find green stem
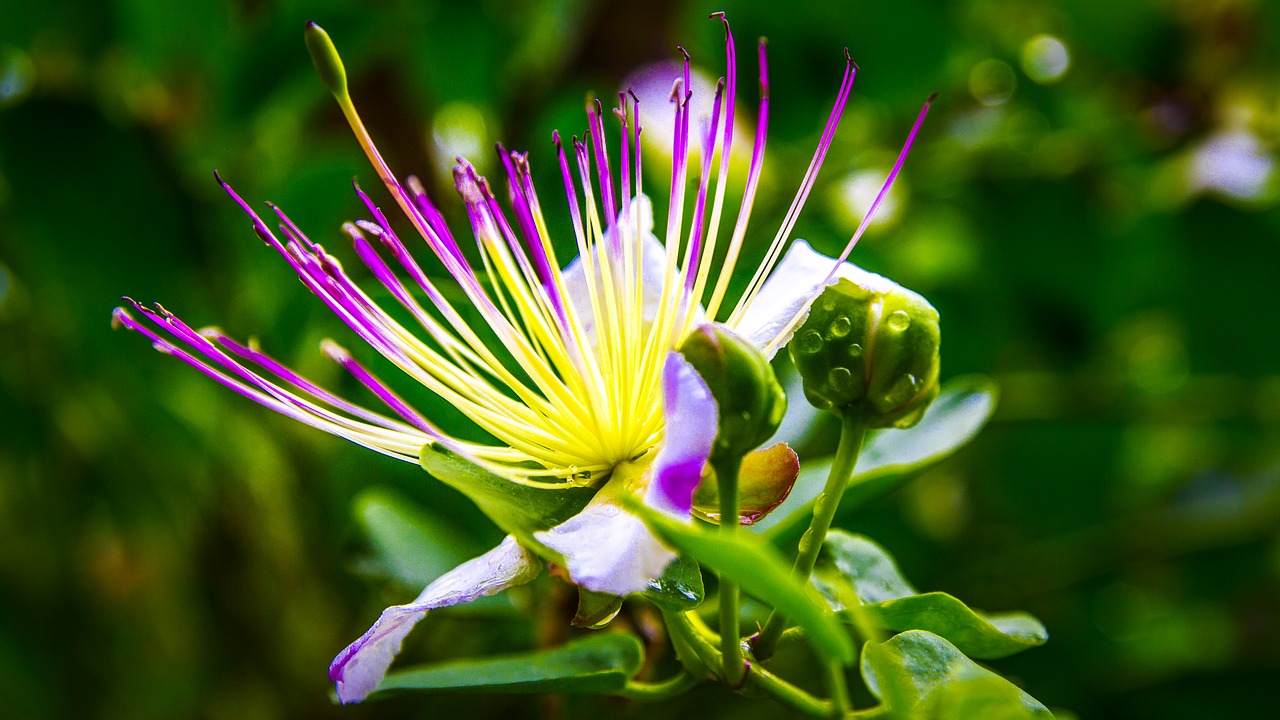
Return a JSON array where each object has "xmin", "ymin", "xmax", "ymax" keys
[
  {"xmin": 746, "ymin": 662, "xmax": 835, "ymax": 717},
  {"xmin": 714, "ymin": 457, "xmax": 745, "ymax": 687},
  {"xmin": 826, "ymin": 659, "xmax": 852, "ymax": 714},
  {"xmin": 663, "ymin": 610, "xmax": 723, "ymax": 678},
  {"xmin": 616, "ymin": 671, "xmax": 700, "ymax": 701},
  {"xmin": 754, "ymin": 413, "xmax": 867, "ymax": 660}
]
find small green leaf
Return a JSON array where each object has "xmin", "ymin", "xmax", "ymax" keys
[
  {"xmin": 861, "ymin": 630, "xmax": 1052, "ymax": 718},
  {"xmin": 644, "ymin": 554, "xmax": 705, "ymax": 611},
  {"xmin": 814, "ymin": 532, "xmax": 1047, "ymax": 659},
  {"xmin": 868, "ymin": 594, "xmax": 1048, "ymax": 660},
  {"xmin": 372, "ymin": 633, "xmax": 644, "ymax": 696},
  {"xmin": 630, "ymin": 503, "xmax": 854, "ymax": 664},
  {"xmin": 756, "ymin": 376, "xmax": 998, "ymax": 536},
  {"xmin": 353, "ymin": 488, "xmax": 484, "ymax": 589},
  {"xmin": 419, "ymin": 443, "xmax": 595, "ymax": 556}
]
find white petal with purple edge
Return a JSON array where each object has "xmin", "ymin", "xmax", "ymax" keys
[
  {"xmin": 733, "ymin": 239, "xmax": 898, "ymax": 357},
  {"xmin": 645, "ymin": 352, "xmax": 719, "ymax": 517},
  {"xmin": 535, "ymin": 352, "xmax": 719, "ymax": 596},
  {"xmin": 329, "ymin": 535, "xmax": 541, "ymax": 704}
]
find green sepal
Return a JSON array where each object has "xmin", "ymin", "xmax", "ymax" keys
[
  {"xmin": 643, "ymin": 554, "xmax": 705, "ymax": 611},
  {"xmin": 418, "ymin": 443, "xmax": 594, "ymax": 562},
  {"xmin": 861, "ymin": 630, "xmax": 1053, "ymax": 719},
  {"xmin": 370, "ymin": 633, "xmax": 644, "ymax": 697},
  {"xmin": 813, "ymin": 532, "xmax": 1047, "ymax": 660},
  {"xmin": 573, "ymin": 589, "xmax": 624, "ymax": 629},
  {"xmin": 627, "ymin": 499, "xmax": 854, "ymax": 665},
  {"xmin": 756, "ymin": 376, "xmax": 998, "ymax": 537},
  {"xmin": 692, "ymin": 442, "xmax": 800, "ymax": 525}
]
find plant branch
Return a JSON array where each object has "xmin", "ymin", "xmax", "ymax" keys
[{"xmin": 754, "ymin": 413, "xmax": 867, "ymax": 660}]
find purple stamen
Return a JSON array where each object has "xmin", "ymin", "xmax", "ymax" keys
[
  {"xmin": 554, "ymin": 130, "xmax": 588, "ymax": 249},
  {"xmin": 682, "ymin": 77, "xmax": 726, "ymax": 292},
  {"xmin": 322, "ymin": 339, "xmax": 438, "ymax": 435},
  {"xmin": 614, "ymin": 93, "xmax": 631, "ymax": 211},
  {"xmin": 826, "ymin": 93, "xmax": 936, "ymax": 277},
  {"xmin": 587, "ymin": 98, "xmax": 617, "ymax": 228},
  {"xmin": 771, "ymin": 50, "xmax": 856, "ymax": 260}
]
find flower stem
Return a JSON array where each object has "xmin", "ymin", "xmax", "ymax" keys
[
  {"xmin": 714, "ymin": 456, "xmax": 746, "ymax": 686},
  {"xmin": 754, "ymin": 413, "xmax": 867, "ymax": 660}
]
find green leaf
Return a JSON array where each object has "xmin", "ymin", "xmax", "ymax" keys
[
  {"xmin": 419, "ymin": 443, "xmax": 595, "ymax": 556},
  {"xmin": 755, "ymin": 376, "xmax": 998, "ymax": 536},
  {"xmin": 868, "ymin": 594, "xmax": 1048, "ymax": 660},
  {"xmin": 353, "ymin": 488, "xmax": 484, "ymax": 589},
  {"xmin": 372, "ymin": 633, "xmax": 644, "ymax": 697},
  {"xmin": 644, "ymin": 554, "xmax": 705, "ymax": 611},
  {"xmin": 629, "ymin": 503, "xmax": 854, "ymax": 664},
  {"xmin": 813, "ymin": 531, "xmax": 918, "ymax": 605},
  {"xmin": 861, "ymin": 630, "xmax": 1053, "ymax": 719},
  {"xmin": 814, "ymin": 532, "xmax": 1047, "ymax": 660}
]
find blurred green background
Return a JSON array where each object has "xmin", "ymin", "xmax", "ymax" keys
[{"xmin": 3, "ymin": 0, "xmax": 1279, "ymax": 717}]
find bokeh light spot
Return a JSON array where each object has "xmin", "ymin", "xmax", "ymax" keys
[{"xmin": 1021, "ymin": 35, "xmax": 1071, "ymax": 84}]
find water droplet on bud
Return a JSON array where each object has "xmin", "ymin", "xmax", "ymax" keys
[
  {"xmin": 830, "ymin": 315, "xmax": 852, "ymax": 338},
  {"xmin": 827, "ymin": 367, "xmax": 855, "ymax": 393},
  {"xmin": 798, "ymin": 330, "xmax": 824, "ymax": 354},
  {"xmin": 886, "ymin": 310, "xmax": 911, "ymax": 332}
]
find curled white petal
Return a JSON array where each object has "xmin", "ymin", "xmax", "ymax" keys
[
  {"xmin": 329, "ymin": 535, "xmax": 541, "ymax": 704},
  {"xmin": 732, "ymin": 239, "xmax": 898, "ymax": 356}
]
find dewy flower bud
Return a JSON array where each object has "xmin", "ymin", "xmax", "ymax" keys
[
  {"xmin": 678, "ymin": 324, "xmax": 787, "ymax": 461},
  {"xmin": 789, "ymin": 274, "xmax": 940, "ymax": 428}
]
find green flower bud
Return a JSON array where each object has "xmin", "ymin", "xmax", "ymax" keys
[
  {"xmin": 679, "ymin": 324, "xmax": 787, "ymax": 461},
  {"xmin": 788, "ymin": 275, "xmax": 940, "ymax": 428}
]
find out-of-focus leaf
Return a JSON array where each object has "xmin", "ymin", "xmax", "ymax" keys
[
  {"xmin": 756, "ymin": 376, "xmax": 998, "ymax": 537},
  {"xmin": 631, "ymin": 502, "xmax": 854, "ymax": 664},
  {"xmin": 372, "ymin": 633, "xmax": 644, "ymax": 696},
  {"xmin": 644, "ymin": 554, "xmax": 705, "ymax": 610},
  {"xmin": 693, "ymin": 442, "xmax": 800, "ymax": 525},
  {"xmin": 419, "ymin": 443, "xmax": 595, "ymax": 558},
  {"xmin": 815, "ymin": 532, "xmax": 1047, "ymax": 659},
  {"xmin": 353, "ymin": 488, "xmax": 484, "ymax": 589},
  {"xmin": 861, "ymin": 630, "xmax": 1053, "ymax": 719}
]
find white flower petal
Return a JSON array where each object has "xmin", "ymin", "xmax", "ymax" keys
[
  {"xmin": 535, "ymin": 491, "xmax": 675, "ymax": 597},
  {"xmin": 329, "ymin": 535, "xmax": 541, "ymax": 704},
  {"xmin": 732, "ymin": 239, "xmax": 898, "ymax": 357}
]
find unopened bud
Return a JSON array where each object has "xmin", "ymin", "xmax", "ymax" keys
[
  {"xmin": 789, "ymin": 274, "xmax": 940, "ymax": 428},
  {"xmin": 679, "ymin": 324, "xmax": 787, "ymax": 461}
]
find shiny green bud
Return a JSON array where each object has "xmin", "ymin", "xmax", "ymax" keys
[
  {"xmin": 679, "ymin": 324, "xmax": 787, "ymax": 461},
  {"xmin": 788, "ymin": 274, "xmax": 940, "ymax": 428}
]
